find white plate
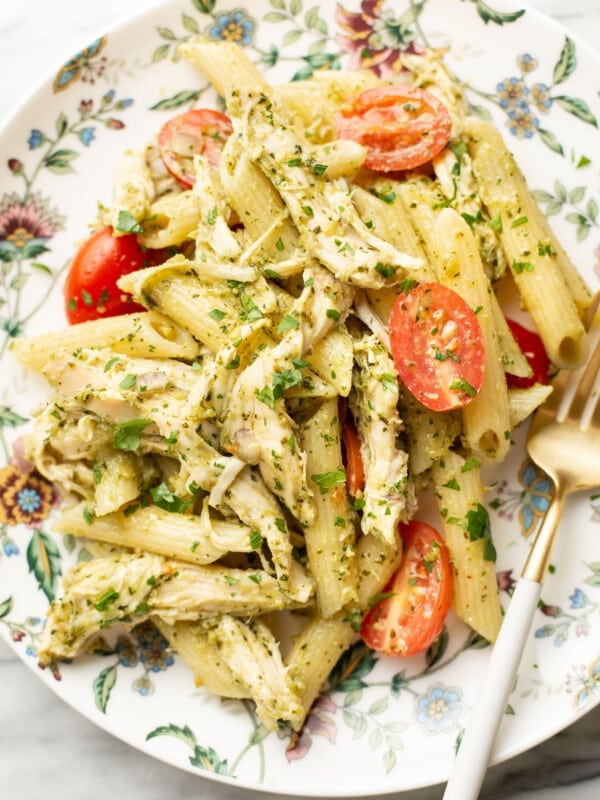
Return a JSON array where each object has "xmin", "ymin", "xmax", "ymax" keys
[{"xmin": 1, "ymin": 0, "xmax": 599, "ymax": 795}]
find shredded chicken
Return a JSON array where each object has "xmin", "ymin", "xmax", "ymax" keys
[
  {"xmin": 350, "ymin": 335, "xmax": 416, "ymax": 544},
  {"xmin": 38, "ymin": 552, "xmax": 310, "ymax": 665},
  {"xmin": 238, "ymin": 93, "xmax": 424, "ymax": 288}
]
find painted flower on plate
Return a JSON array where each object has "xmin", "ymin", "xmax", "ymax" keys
[
  {"xmin": 531, "ymin": 82, "xmax": 553, "ymax": 112},
  {"xmin": 53, "ymin": 38, "xmax": 108, "ymax": 93},
  {"xmin": 0, "ymin": 464, "xmax": 57, "ymax": 527},
  {"xmin": 336, "ymin": 0, "xmax": 422, "ymax": 77},
  {"xmin": 115, "ymin": 635, "xmax": 140, "ymax": 668},
  {"xmin": 0, "ymin": 192, "xmax": 65, "ymax": 259},
  {"xmin": 507, "ymin": 100, "xmax": 540, "ymax": 139},
  {"xmin": 207, "ymin": 10, "xmax": 255, "ymax": 45},
  {"xmin": 135, "ymin": 622, "xmax": 175, "ymax": 673},
  {"xmin": 566, "ymin": 657, "xmax": 600, "ymax": 712},
  {"xmin": 286, "ymin": 694, "xmax": 337, "ymax": 761},
  {"xmin": 517, "ymin": 53, "xmax": 537, "ymax": 73},
  {"xmin": 415, "ymin": 684, "xmax": 462, "ymax": 734},
  {"xmin": 496, "ymin": 76, "xmax": 529, "ymax": 110}
]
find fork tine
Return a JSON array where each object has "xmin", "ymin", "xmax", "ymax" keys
[{"xmin": 564, "ymin": 330, "xmax": 600, "ymax": 428}]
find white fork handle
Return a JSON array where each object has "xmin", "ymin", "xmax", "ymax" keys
[{"xmin": 442, "ymin": 576, "xmax": 542, "ymax": 800}]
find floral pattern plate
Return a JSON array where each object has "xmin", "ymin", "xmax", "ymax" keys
[{"xmin": 1, "ymin": 0, "xmax": 600, "ymax": 795}]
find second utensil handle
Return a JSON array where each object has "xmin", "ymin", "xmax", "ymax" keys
[{"xmin": 442, "ymin": 576, "xmax": 542, "ymax": 800}]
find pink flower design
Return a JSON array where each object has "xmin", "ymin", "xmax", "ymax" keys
[
  {"xmin": 335, "ymin": 0, "xmax": 423, "ymax": 77},
  {"xmin": 0, "ymin": 191, "xmax": 65, "ymax": 249},
  {"xmin": 286, "ymin": 694, "xmax": 338, "ymax": 761},
  {"xmin": 496, "ymin": 569, "xmax": 516, "ymax": 595}
]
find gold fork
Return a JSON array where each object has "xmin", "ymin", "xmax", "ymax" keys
[{"xmin": 443, "ymin": 300, "xmax": 600, "ymax": 800}]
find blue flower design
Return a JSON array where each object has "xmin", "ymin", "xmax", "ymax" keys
[
  {"xmin": 114, "ymin": 635, "xmax": 139, "ymax": 668},
  {"xmin": 132, "ymin": 674, "xmax": 154, "ymax": 696},
  {"xmin": 207, "ymin": 10, "xmax": 255, "ymax": 46},
  {"xmin": 507, "ymin": 100, "xmax": 540, "ymax": 139},
  {"xmin": 16, "ymin": 487, "xmax": 41, "ymax": 514},
  {"xmin": 518, "ymin": 53, "xmax": 537, "ymax": 73},
  {"xmin": 567, "ymin": 657, "xmax": 600, "ymax": 712},
  {"xmin": 134, "ymin": 622, "xmax": 174, "ymax": 672},
  {"xmin": 497, "ymin": 76, "xmax": 529, "ymax": 110},
  {"xmin": 2, "ymin": 540, "xmax": 19, "ymax": 556},
  {"xmin": 140, "ymin": 635, "xmax": 175, "ymax": 672},
  {"xmin": 415, "ymin": 684, "xmax": 462, "ymax": 734},
  {"xmin": 532, "ymin": 82, "xmax": 553, "ymax": 112},
  {"xmin": 27, "ymin": 129, "xmax": 44, "ymax": 150},
  {"xmin": 569, "ymin": 588, "xmax": 588, "ymax": 609},
  {"xmin": 78, "ymin": 127, "xmax": 96, "ymax": 146},
  {"xmin": 553, "ymin": 629, "xmax": 568, "ymax": 647},
  {"xmin": 518, "ymin": 459, "xmax": 553, "ymax": 535}
]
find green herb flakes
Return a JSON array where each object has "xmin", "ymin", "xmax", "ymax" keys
[
  {"xmin": 113, "ymin": 418, "xmax": 152, "ymax": 451},
  {"xmin": 311, "ymin": 469, "xmax": 346, "ymax": 494},
  {"xmin": 466, "ymin": 503, "xmax": 497, "ymax": 562},
  {"xmin": 116, "ymin": 209, "xmax": 143, "ymax": 234}
]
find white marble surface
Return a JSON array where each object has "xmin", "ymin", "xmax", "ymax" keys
[{"xmin": 1, "ymin": 1, "xmax": 600, "ymax": 799}]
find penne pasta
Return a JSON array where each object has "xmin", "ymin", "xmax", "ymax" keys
[
  {"xmin": 20, "ymin": 38, "xmax": 592, "ymax": 736},
  {"xmin": 302, "ymin": 399, "xmax": 358, "ymax": 618},
  {"xmin": 434, "ymin": 208, "xmax": 512, "ymax": 461},
  {"xmin": 465, "ymin": 116, "xmax": 591, "ymax": 368},
  {"xmin": 431, "ymin": 452, "xmax": 503, "ymax": 643},
  {"xmin": 10, "ymin": 310, "xmax": 203, "ymax": 370}
]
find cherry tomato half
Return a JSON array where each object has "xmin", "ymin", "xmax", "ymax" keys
[
  {"xmin": 64, "ymin": 227, "xmax": 159, "ymax": 324},
  {"xmin": 334, "ymin": 85, "xmax": 452, "ymax": 173},
  {"xmin": 389, "ymin": 281, "xmax": 486, "ymax": 412},
  {"xmin": 361, "ymin": 520, "xmax": 453, "ymax": 657},
  {"xmin": 505, "ymin": 317, "xmax": 551, "ymax": 389},
  {"xmin": 158, "ymin": 109, "xmax": 233, "ymax": 188},
  {"xmin": 342, "ymin": 419, "xmax": 365, "ymax": 497}
]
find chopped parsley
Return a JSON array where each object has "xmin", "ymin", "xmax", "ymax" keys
[
  {"xmin": 380, "ymin": 373, "xmax": 398, "ymax": 393},
  {"xmin": 150, "ymin": 482, "xmax": 193, "ymax": 513},
  {"xmin": 512, "ymin": 260, "xmax": 535, "ymax": 274},
  {"xmin": 112, "ymin": 418, "xmax": 152, "ymax": 451},
  {"xmin": 488, "ymin": 213, "xmax": 503, "ymax": 233},
  {"xmin": 449, "ymin": 378, "xmax": 477, "ymax": 398},
  {"xmin": 510, "ymin": 215, "xmax": 528, "ymax": 228},
  {"xmin": 249, "ymin": 530, "xmax": 264, "ymax": 550},
  {"xmin": 375, "ymin": 262, "xmax": 395, "ymax": 279},
  {"xmin": 104, "ymin": 356, "xmax": 120, "ymax": 372},
  {"xmin": 373, "ymin": 188, "xmax": 396, "ymax": 204},
  {"xmin": 116, "ymin": 209, "xmax": 143, "ymax": 234},
  {"xmin": 466, "ymin": 503, "xmax": 496, "ymax": 562},
  {"xmin": 442, "ymin": 478, "xmax": 461, "ymax": 491},
  {"xmin": 277, "ymin": 314, "xmax": 300, "ymax": 334},
  {"xmin": 461, "ymin": 210, "xmax": 485, "ymax": 229},
  {"xmin": 275, "ymin": 517, "xmax": 287, "ymax": 533},
  {"xmin": 119, "ymin": 373, "xmax": 137, "ymax": 390},
  {"xmin": 94, "ymin": 588, "xmax": 120, "ymax": 612},
  {"xmin": 311, "ymin": 469, "xmax": 346, "ymax": 494}
]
